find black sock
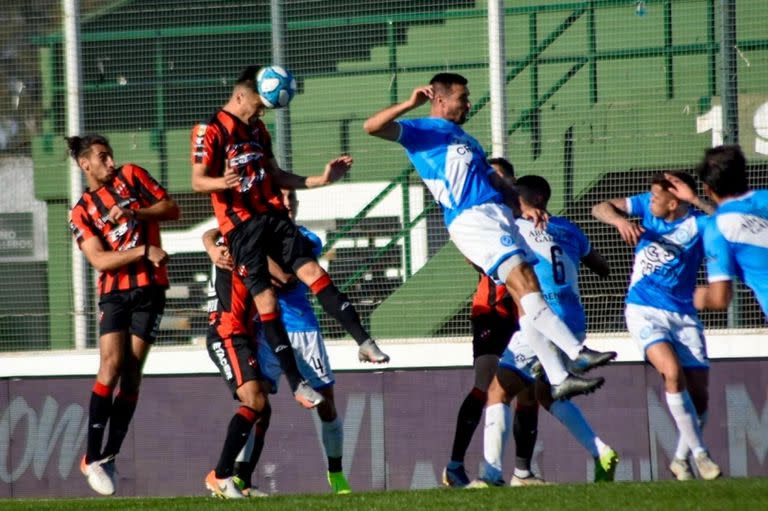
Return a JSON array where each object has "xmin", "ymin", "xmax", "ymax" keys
[
  {"xmin": 102, "ymin": 391, "xmax": 138, "ymax": 458},
  {"xmin": 86, "ymin": 382, "xmax": 114, "ymax": 463},
  {"xmin": 450, "ymin": 388, "xmax": 486, "ymax": 463},
  {"xmin": 328, "ymin": 457, "xmax": 343, "ymax": 473},
  {"xmin": 215, "ymin": 407, "xmax": 257, "ymax": 479},
  {"xmin": 513, "ymin": 404, "xmax": 539, "ymax": 471},
  {"xmin": 261, "ymin": 316, "xmax": 302, "ymax": 391},
  {"xmin": 313, "ymin": 281, "xmax": 369, "ymax": 346},
  {"xmin": 235, "ymin": 403, "xmax": 271, "ymax": 487}
]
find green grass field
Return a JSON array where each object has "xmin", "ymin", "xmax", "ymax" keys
[{"xmin": 2, "ymin": 479, "xmax": 767, "ymax": 511}]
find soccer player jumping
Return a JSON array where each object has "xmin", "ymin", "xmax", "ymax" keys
[
  {"xmin": 192, "ymin": 66, "xmax": 389, "ymax": 409},
  {"xmin": 68, "ymin": 134, "xmax": 180, "ymax": 495},
  {"xmin": 364, "ymin": 73, "xmax": 615, "ymax": 399}
]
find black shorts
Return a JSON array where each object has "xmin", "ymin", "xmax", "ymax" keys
[
  {"xmin": 471, "ymin": 313, "xmax": 519, "ymax": 359},
  {"xmin": 227, "ymin": 213, "xmax": 316, "ymax": 297},
  {"xmin": 206, "ymin": 329, "xmax": 263, "ymax": 398},
  {"xmin": 98, "ymin": 286, "xmax": 166, "ymax": 343}
]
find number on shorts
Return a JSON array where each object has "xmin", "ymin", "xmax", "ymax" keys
[{"xmin": 311, "ymin": 356, "xmax": 324, "ymax": 374}]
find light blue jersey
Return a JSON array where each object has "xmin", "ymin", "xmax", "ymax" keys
[
  {"xmin": 704, "ymin": 189, "xmax": 768, "ymax": 318},
  {"xmin": 397, "ymin": 118, "xmax": 502, "ymax": 227},
  {"xmin": 278, "ymin": 226, "xmax": 321, "ymax": 332},
  {"xmin": 625, "ymin": 192, "xmax": 708, "ymax": 315},
  {"xmin": 515, "ymin": 216, "xmax": 591, "ymax": 336}
]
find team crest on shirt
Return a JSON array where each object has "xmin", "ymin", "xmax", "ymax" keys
[
  {"xmin": 236, "ymin": 265, "xmax": 248, "ymax": 278},
  {"xmin": 115, "ymin": 182, "xmax": 130, "ymax": 198},
  {"xmin": 500, "ymin": 234, "xmax": 514, "ymax": 247}
]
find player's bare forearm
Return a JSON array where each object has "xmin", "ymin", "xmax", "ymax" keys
[
  {"xmin": 692, "ymin": 197, "xmax": 716, "ymax": 215},
  {"xmin": 191, "ymin": 163, "xmax": 238, "ymax": 193},
  {"xmin": 363, "ymin": 103, "xmax": 411, "ymax": 139},
  {"xmin": 270, "ymin": 156, "xmax": 352, "ymax": 189},
  {"xmin": 81, "ymin": 238, "xmax": 146, "ymax": 272},
  {"xmin": 694, "ymin": 282, "xmax": 732, "ymax": 310},
  {"xmin": 591, "ymin": 200, "xmax": 627, "ymax": 226},
  {"xmin": 135, "ymin": 199, "xmax": 180, "ymax": 222},
  {"xmin": 201, "ymin": 228, "xmax": 220, "ymax": 252},
  {"xmin": 364, "ymin": 86, "xmax": 431, "ymax": 140}
]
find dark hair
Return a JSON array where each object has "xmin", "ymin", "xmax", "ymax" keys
[
  {"xmin": 488, "ymin": 157, "xmax": 515, "ymax": 179},
  {"xmin": 429, "ymin": 72, "xmax": 468, "ymax": 95},
  {"xmin": 696, "ymin": 145, "xmax": 748, "ymax": 197},
  {"xmin": 235, "ymin": 65, "xmax": 262, "ymax": 91},
  {"xmin": 651, "ymin": 171, "xmax": 698, "ymax": 198},
  {"xmin": 515, "ymin": 175, "xmax": 551, "ymax": 210},
  {"xmin": 65, "ymin": 134, "xmax": 111, "ymax": 160}
]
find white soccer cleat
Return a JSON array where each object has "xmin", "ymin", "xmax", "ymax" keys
[
  {"xmin": 358, "ymin": 339, "xmax": 390, "ymax": 364},
  {"xmin": 669, "ymin": 457, "xmax": 695, "ymax": 481},
  {"xmin": 80, "ymin": 454, "xmax": 117, "ymax": 496},
  {"xmin": 510, "ymin": 473, "xmax": 549, "ymax": 486},
  {"xmin": 694, "ymin": 452, "xmax": 721, "ymax": 480},
  {"xmin": 205, "ymin": 470, "xmax": 246, "ymax": 499}
]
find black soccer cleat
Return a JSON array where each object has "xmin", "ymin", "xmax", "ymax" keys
[
  {"xmin": 550, "ymin": 374, "xmax": 605, "ymax": 401},
  {"xmin": 570, "ymin": 347, "xmax": 617, "ymax": 374}
]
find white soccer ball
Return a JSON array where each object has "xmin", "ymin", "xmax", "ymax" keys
[{"xmin": 256, "ymin": 65, "xmax": 298, "ymax": 109}]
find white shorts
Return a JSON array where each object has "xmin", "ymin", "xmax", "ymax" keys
[
  {"xmin": 625, "ymin": 303, "xmax": 709, "ymax": 369},
  {"xmin": 448, "ymin": 203, "xmax": 536, "ymax": 284},
  {"xmin": 257, "ymin": 329, "xmax": 335, "ymax": 392},
  {"xmin": 498, "ymin": 331, "xmax": 539, "ymax": 383}
]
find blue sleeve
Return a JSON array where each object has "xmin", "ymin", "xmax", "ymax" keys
[
  {"xmin": 574, "ymin": 224, "xmax": 591, "ymax": 257},
  {"xmin": 397, "ymin": 119, "xmax": 435, "ymax": 152},
  {"xmin": 299, "ymin": 226, "xmax": 323, "ymax": 258},
  {"xmin": 703, "ymin": 218, "xmax": 736, "ymax": 282},
  {"xmin": 626, "ymin": 193, "xmax": 650, "ymax": 218}
]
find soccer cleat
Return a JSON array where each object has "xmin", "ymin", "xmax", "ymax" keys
[
  {"xmin": 510, "ymin": 474, "xmax": 549, "ymax": 486},
  {"xmin": 232, "ymin": 476, "xmax": 269, "ymax": 497},
  {"xmin": 293, "ymin": 381, "xmax": 325, "ymax": 409},
  {"xmin": 550, "ymin": 374, "xmax": 605, "ymax": 400},
  {"xmin": 570, "ymin": 347, "xmax": 617, "ymax": 374},
  {"xmin": 80, "ymin": 454, "xmax": 117, "ymax": 496},
  {"xmin": 442, "ymin": 464, "xmax": 471, "ymax": 488},
  {"xmin": 694, "ymin": 451, "xmax": 721, "ymax": 480},
  {"xmin": 466, "ymin": 477, "xmax": 505, "ymax": 489},
  {"xmin": 205, "ymin": 470, "xmax": 246, "ymax": 499},
  {"xmin": 358, "ymin": 339, "xmax": 390, "ymax": 364},
  {"xmin": 594, "ymin": 447, "xmax": 619, "ymax": 483},
  {"xmin": 669, "ymin": 457, "xmax": 695, "ymax": 481},
  {"xmin": 327, "ymin": 471, "xmax": 352, "ymax": 494}
]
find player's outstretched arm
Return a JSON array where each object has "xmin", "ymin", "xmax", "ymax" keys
[
  {"xmin": 267, "ymin": 155, "xmax": 353, "ymax": 189},
  {"xmin": 592, "ymin": 198, "xmax": 644, "ymax": 246},
  {"xmin": 363, "ymin": 85, "xmax": 433, "ymax": 140}
]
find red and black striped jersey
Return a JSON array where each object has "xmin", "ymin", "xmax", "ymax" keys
[
  {"xmin": 471, "ymin": 274, "xmax": 518, "ymax": 320},
  {"xmin": 69, "ymin": 164, "xmax": 170, "ymax": 295},
  {"xmin": 209, "ymin": 264, "xmax": 255, "ymax": 338},
  {"xmin": 191, "ymin": 110, "xmax": 286, "ymax": 235}
]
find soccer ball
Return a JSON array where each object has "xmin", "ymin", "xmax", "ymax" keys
[{"xmin": 256, "ymin": 65, "xmax": 297, "ymax": 108}]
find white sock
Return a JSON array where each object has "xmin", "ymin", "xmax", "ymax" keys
[
  {"xmin": 481, "ymin": 403, "xmax": 511, "ymax": 481},
  {"xmin": 519, "ymin": 315, "xmax": 568, "ymax": 385},
  {"xmin": 513, "ymin": 468, "xmax": 531, "ymax": 478},
  {"xmin": 321, "ymin": 416, "xmax": 344, "ymax": 459},
  {"xmin": 236, "ymin": 431, "xmax": 255, "ymax": 463},
  {"xmin": 674, "ymin": 410, "xmax": 707, "ymax": 460},
  {"xmin": 666, "ymin": 391, "xmax": 705, "ymax": 457},
  {"xmin": 549, "ymin": 400, "xmax": 600, "ymax": 457},
  {"xmin": 519, "ymin": 293, "xmax": 581, "ymax": 360}
]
